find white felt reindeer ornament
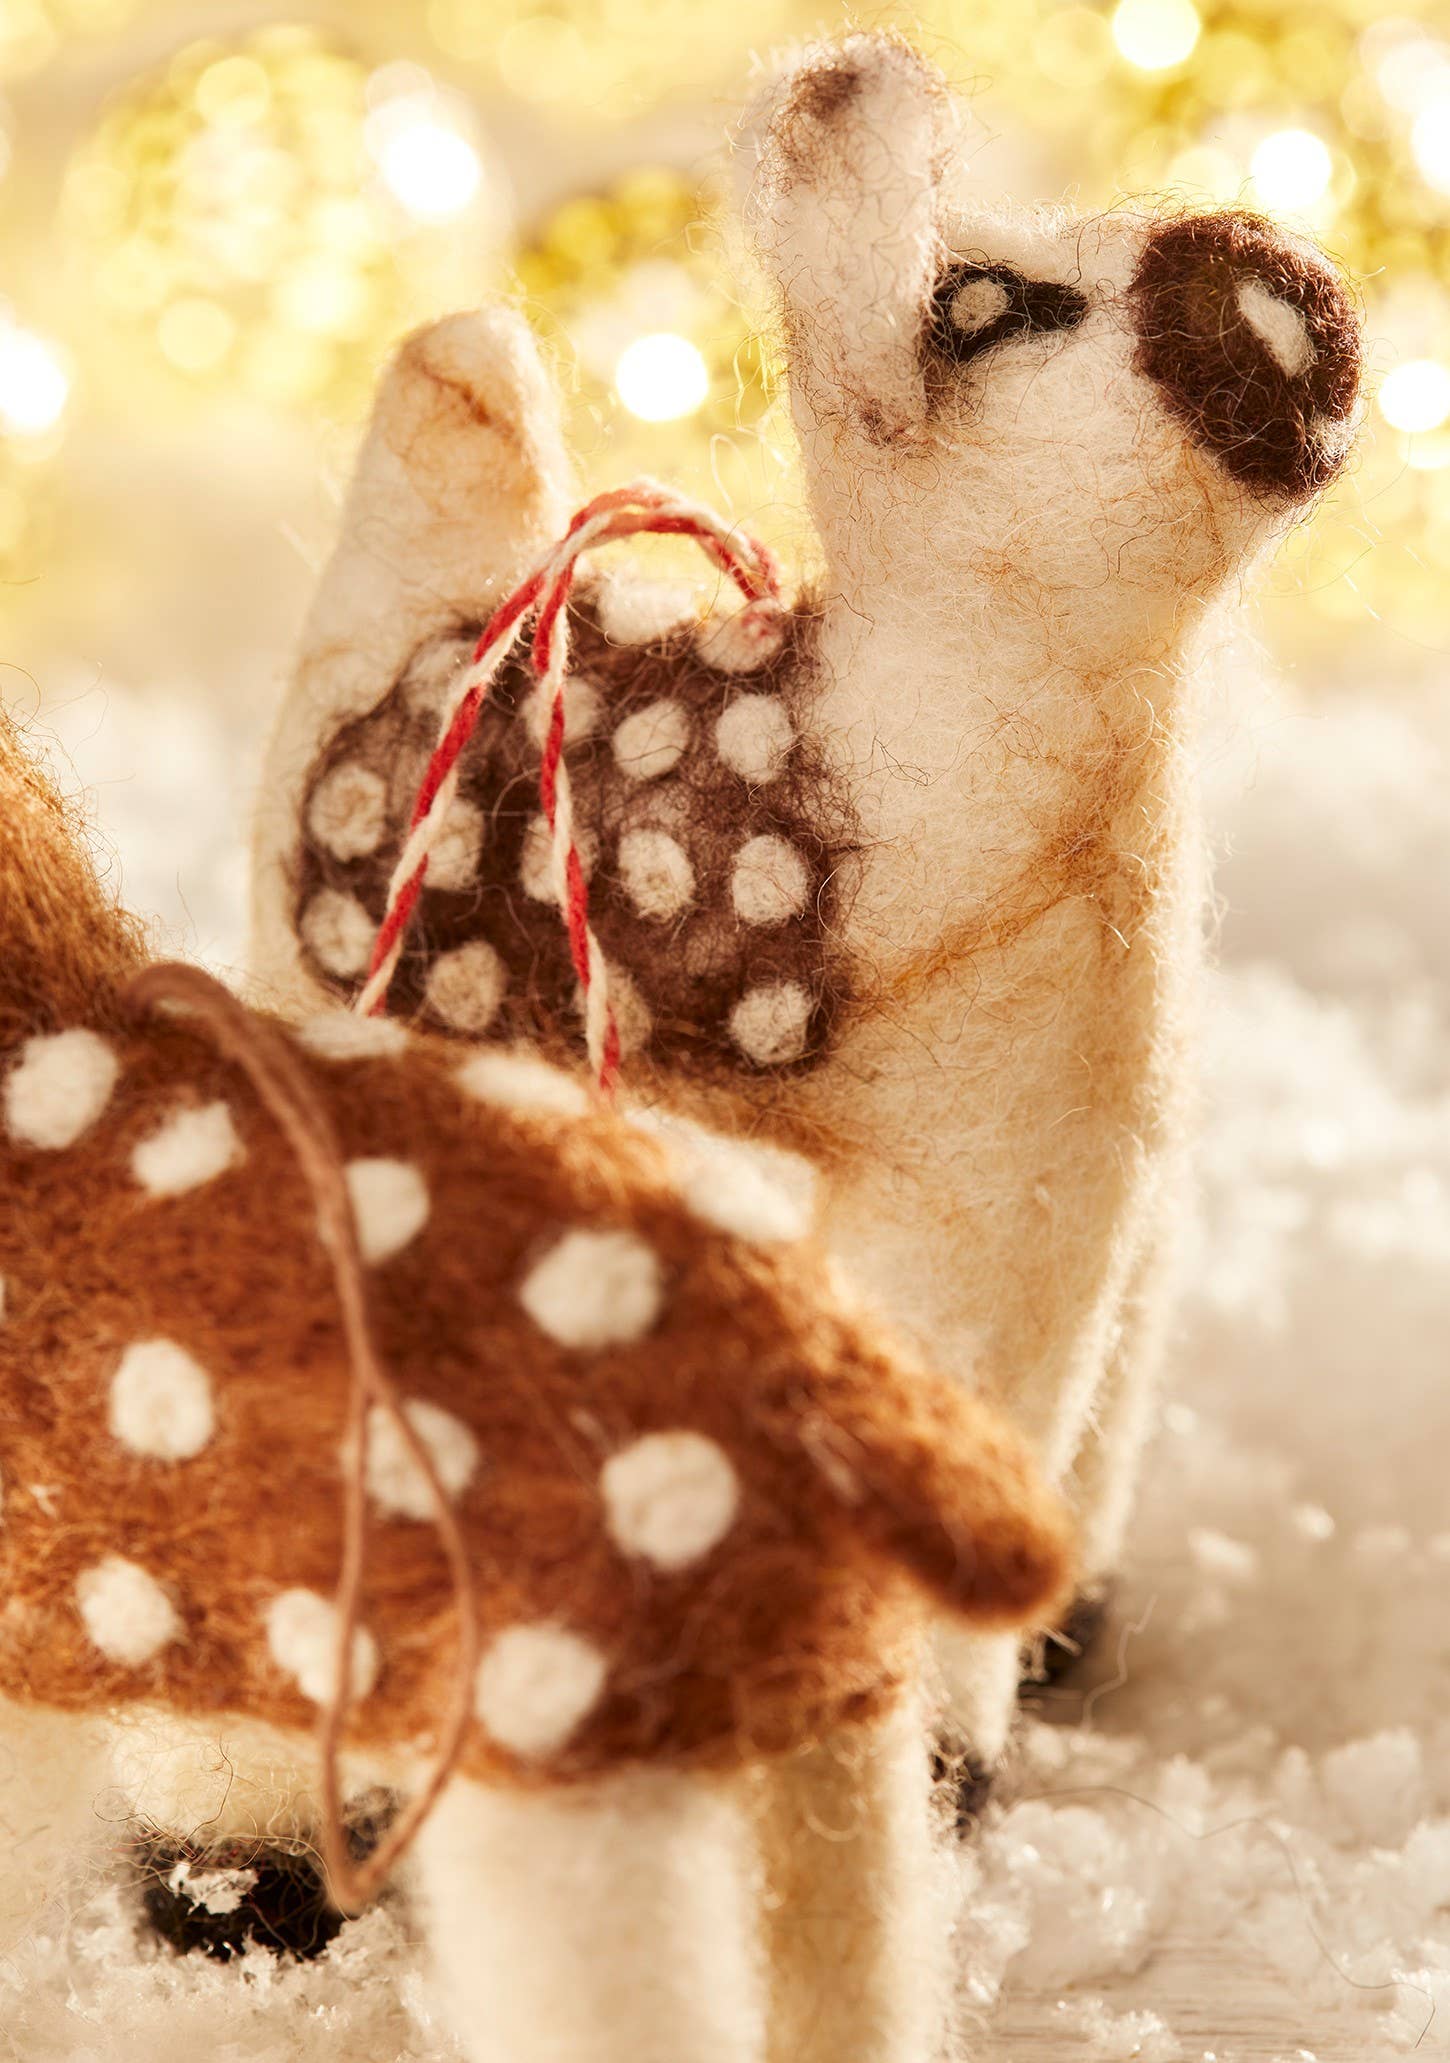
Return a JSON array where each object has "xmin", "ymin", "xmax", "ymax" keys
[
  {"xmin": 252, "ymin": 30, "xmax": 1364, "ymax": 1775},
  {"xmin": 0, "ymin": 704, "xmax": 1068, "ymax": 2059}
]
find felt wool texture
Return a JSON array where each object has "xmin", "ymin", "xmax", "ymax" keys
[
  {"xmin": 250, "ymin": 28, "xmax": 1364, "ymax": 1774},
  {"xmin": 0, "ymin": 705, "xmax": 1067, "ymax": 2056}
]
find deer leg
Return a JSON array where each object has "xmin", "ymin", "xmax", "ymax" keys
[
  {"xmin": 752, "ymin": 1689, "xmax": 955, "ymax": 2063},
  {"xmin": 411, "ymin": 1765, "xmax": 768, "ymax": 2063},
  {"xmin": 102, "ymin": 1709, "xmax": 391, "ymax": 1960},
  {"xmin": 0, "ymin": 1697, "xmax": 113, "ymax": 1952},
  {"xmin": 1058, "ymin": 1223, "xmax": 1179, "ymax": 1604},
  {"xmin": 252, "ymin": 303, "xmax": 576, "ymax": 1006}
]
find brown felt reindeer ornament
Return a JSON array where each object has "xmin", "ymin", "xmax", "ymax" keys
[
  {"xmin": 252, "ymin": 28, "xmax": 1364, "ymax": 1778},
  {"xmin": 0, "ymin": 703, "xmax": 1067, "ymax": 2060}
]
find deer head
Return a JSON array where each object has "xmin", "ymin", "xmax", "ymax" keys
[{"xmin": 742, "ymin": 33, "xmax": 1363, "ymax": 668}]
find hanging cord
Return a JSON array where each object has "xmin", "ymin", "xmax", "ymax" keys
[
  {"xmin": 354, "ymin": 478, "xmax": 785, "ymax": 1094},
  {"xmin": 126, "ymin": 961, "xmax": 480, "ymax": 1913}
]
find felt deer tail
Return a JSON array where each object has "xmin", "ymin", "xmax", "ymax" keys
[
  {"xmin": 0, "ymin": 707, "xmax": 147, "ymax": 1045},
  {"xmin": 803, "ymin": 1326, "xmax": 1074, "ymax": 1632}
]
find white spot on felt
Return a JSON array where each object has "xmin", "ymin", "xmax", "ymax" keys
[
  {"xmin": 524, "ymin": 674, "xmax": 603, "ymax": 750},
  {"xmin": 76, "ymin": 1556, "xmax": 182, "ymax": 1667},
  {"xmin": 109, "ymin": 1338, "xmax": 215, "ymax": 1460},
  {"xmin": 363, "ymin": 1398, "xmax": 480, "ymax": 1521},
  {"xmin": 131, "ymin": 1101, "xmax": 242, "ymax": 1198},
  {"xmin": 403, "ymin": 631, "xmax": 472, "ymax": 715},
  {"xmin": 424, "ymin": 941, "xmax": 507, "ymax": 1035},
  {"xmin": 696, "ymin": 603, "xmax": 786, "ymax": 675},
  {"xmin": 344, "ymin": 1158, "xmax": 430, "ymax": 1265},
  {"xmin": 629, "ymin": 1109, "xmax": 814, "ymax": 1243},
  {"xmin": 296, "ymin": 1012, "xmax": 410, "ymax": 1062},
  {"xmin": 731, "ymin": 834, "xmax": 810, "ymax": 925},
  {"xmin": 427, "ymin": 797, "xmax": 485, "ymax": 893},
  {"xmin": 1237, "ymin": 278, "xmax": 1316, "ymax": 377},
  {"xmin": 520, "ymin": 815, "xmax": 597, "ymax": 905},
  {"xmin": 949, "ymin": 275, "xmax": 1011, "ymax": 335},
  {"xmin": 307, "ymin": 762, "xmax": 388, "ymax": 862},
  {"xmin": 520, "ymin": 1228, "xmax": 663, "ymax": 1350},
  {"xmin": 618, "ymin": 828, "xmax": 695, "ymax": 920},
  {"xmin": 575, "ymin": 961, "xmax": 653, "ymax": 1057},
  {"xmin": 729, "ymin": 981, "xmax": 812, "ymax": 1067},
  {"xmin": 300, "ymin": 890, "xmax": 375, "ymax": 979},
  {"xmin": 596, "ymin": 575, "xmax": 701, "ymax": 647},
  {"xmin": 4, "ymin": 1029, "xmax": 119, "ymax": 1150},
  {"xmin": 266, "ymin": 1588, "xmax": 379, "ymax": 1704},
  {"xmin": 715, "ymin": 695, "xmax": 794, "ymax": 784},
  {"xmin": 457, "ymin": 1048, "xmax": 591, "ymax": 1119},
  {"xmin": 601, "ymin": 1431, "xmax": 740, "ymax": 1571},
  {"xmin": 474, "ymin": 1624, "xmax": 607, "ymax": 1756},
  {"xmin": 612, "ymin": 699, "xmax": 689, "ymax": 782}
]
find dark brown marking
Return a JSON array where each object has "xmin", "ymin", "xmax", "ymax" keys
[
  {"xmin": 790, "ymin": 57, "xmax": 863, "ymax": 126},
  {"xmin": 292, "ymin": 588, "xmax": 858, "ymax": 1081},
  {"xmin": 1130, "ymin": 211, "xmax": 1361, "ymax": 503},
  {"xmin": 923, "ymin": 261, "xmax": 1088, "ymax": 378}
]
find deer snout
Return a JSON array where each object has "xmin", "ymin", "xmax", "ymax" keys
[{"xmin": 1129, "ymin": 210, "xmax": 1362, "ymax": 505}]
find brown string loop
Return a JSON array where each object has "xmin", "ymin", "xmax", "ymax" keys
[{"xmin": 126, "ymin": 963, "xmax": 480, "ymax": 1912}]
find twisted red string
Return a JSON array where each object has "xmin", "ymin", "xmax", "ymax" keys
[{"xmin": 356, "ymin": 479, "xmax": 784, "ymax": 1093}]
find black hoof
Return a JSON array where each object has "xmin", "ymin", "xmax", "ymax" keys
[
  {"xmin": 930, "ymin": 1740, "xmax": 996, "ymax": 1833},
  {"xmin": 134, "ymin": 1791, "xmax": 396, "ymax": 1962},
  {"xmin": 138, "ymin": 1844, "xmax": 345, "ymax": 1962},
  {"xmin": 1021, "ymin": 1584, "xmax": 1114, "ymax": 1699}
]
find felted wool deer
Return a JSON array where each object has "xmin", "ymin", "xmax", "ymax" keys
[
  {"xmin": 250, "ymin": 30, "xmax": 1364, "ymax": 1772},
  {"xmin": 0, "ymin": 706, "xmax": 1068, "ymax": 2059}
]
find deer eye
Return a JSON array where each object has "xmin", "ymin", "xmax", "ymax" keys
[{"xmin": 925, "ymin": 262, "xmax": 1088, "ymax": 368}]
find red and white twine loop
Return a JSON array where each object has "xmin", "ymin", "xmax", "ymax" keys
[{"xmin": 355, "ymin": 479, "xmax": 785, "ymax": 1094}]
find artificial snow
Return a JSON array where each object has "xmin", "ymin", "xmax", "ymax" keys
[{"xmin": 3, "ymin": 664, "xmax": 1448, "ymax": 2059}]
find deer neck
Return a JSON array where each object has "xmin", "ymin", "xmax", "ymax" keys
[{"xmin": 809, "ymin": 562, "xmax": 1214, "ymax": 979}]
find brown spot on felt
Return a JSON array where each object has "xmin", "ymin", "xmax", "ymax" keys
[{"xmin": 1130, "ymin": 211, "xmax": 1361, "ymax": 503}]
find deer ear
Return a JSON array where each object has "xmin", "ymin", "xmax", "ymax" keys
[
  {"xmin": 800, "ymin": 1337, "xmax": 1072, "ymax": 1631},
  {"xmin": 289, "ymin": 306, "xmax": 575, "ymax": 734},
  {"xmin": 738, "ymin": 32, "xmax": 954, "ymax": 440}
]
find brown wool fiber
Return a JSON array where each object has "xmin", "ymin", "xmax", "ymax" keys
[{"xmin": 0, "ymin": 705, "xmax": 1068, "ymax": 1791}]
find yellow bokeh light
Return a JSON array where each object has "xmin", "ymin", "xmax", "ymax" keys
[
  {"xmin": 1379, "ymin": 360, "xmax": 1450, "ymax": 435},
  {"xmin": 156, "ymin": 296, "xmax": 235, "ymax": 373},
  {"xmin": 370, "ymin": 107, "xmax": 481, "ymax": 222},
  {"xmin": 1250, "ymin": 127, "xmax": 1333, "ymax": 213},
  {"xmin": 1111, "ymin": 0, "xmax": 1201, "ymax": 73},
  {"xmin": 1168, "ymin": 142, "xmax": 1242, "ymax": 201},
  {"xmin": 614, "ymin": 332, "xmax": 709, "ymax": 422},
  {"xmin": 1411, "ymin": 102, "xmax": 1450, "ymax": 198},
  {"xmin": 194, "ymin": 55, "xmax": 271, "ymax": 126},
  {"xmin": 0, "ymin": 320, "xmax": 69, "ymax": 437}
]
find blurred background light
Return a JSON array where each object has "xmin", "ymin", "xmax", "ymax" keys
[
  {"xmin": 1111, "ymin": 0, "xmax": 1202, "ymax": 74},
  {"xmin": 1380, "ymin": 360, "xmax": 1450, "ymax": 436},
  {"xmin": 365, "ymin": 84, "xmax": 482, "ymax": 222},
  {"xmin": 1250, "ymin": 127, "xmax": 1332, "ymax": 214},
  {"xmin": 614, "ymin": 331, "xmax": 709, "ymax": 421},
  {"xmin": 0, "ymin": 315, "xmax": 69, "ymax": 437}
]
